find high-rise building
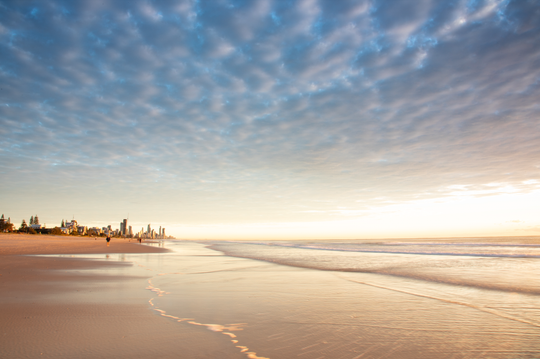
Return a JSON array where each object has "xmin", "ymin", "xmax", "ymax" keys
[{"xmin": 122, "ymin": 219, "xmax": 128, "ymax": 236}]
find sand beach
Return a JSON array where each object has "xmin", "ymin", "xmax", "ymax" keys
[
  {"xmin": 0, "ymin": 234, "xmax": 243, "ymax": 358},
  {"xmin": 2, "ymin": 234, "xmax": 540, "ymax": 358}
]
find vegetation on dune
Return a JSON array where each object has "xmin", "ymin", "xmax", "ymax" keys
[
  {"xmin": 1, "ymin": 214, "xmax": 68, "ymax": 235},
  {"xmin": 0, "ymin": 214, "xmax": 14, "ymax": 232},
  {"xmin": 50, "ymin": 227, "xmax": 63, "ymax": 235}
]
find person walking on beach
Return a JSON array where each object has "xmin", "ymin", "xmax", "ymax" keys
[{"xmin": 106, "ymin": 236, "xmax": 111, "ymax": 246}]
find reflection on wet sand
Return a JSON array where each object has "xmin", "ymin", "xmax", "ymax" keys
[
  {"xmin": 146, "ymin": 240, "xmax": 540, "ymax": 358},
  {"xmin": 146, "ymin": 278, "xmax": 269, "ymax": 359},
  {"xmin": 27, "ymin": 239, "xmax": 538, "ymax": 358},
  {"xmin": 336, "ymin": 273, "xmax": 540, "ymax": 328}
]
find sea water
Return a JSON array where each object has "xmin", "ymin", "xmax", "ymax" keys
[
  {"xmin": 51, "ymin": 237, "xmax": 540, "ymax": 358},
  {"xmin": 146, "ymin": 237, "xmax": 540, "ymax": 358}
]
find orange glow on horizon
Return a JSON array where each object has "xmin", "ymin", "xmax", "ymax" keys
[{"xmin": 166, "ymin": 190, "xmax": 540, "ymax": 240}]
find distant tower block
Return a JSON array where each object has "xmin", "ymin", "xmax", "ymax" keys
[
  {"xmin": 122, "ymin": 219, "xmax": 128, "ymax": 236},
  {"xmin": 162, "ymin": 228, "xmax": 166, "ymax": 238},
  {"xmin": 159, "ymin": 226, "xmax": 162, "ymax": 238}
]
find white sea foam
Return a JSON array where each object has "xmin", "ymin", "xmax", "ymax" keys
[
  {"xmin": 207, "ymin": 237, "xmax": 540, "ymax": 294},
  {"xmin": 206, "ymin": 238, "xmax": 540, "ymax": 335}
]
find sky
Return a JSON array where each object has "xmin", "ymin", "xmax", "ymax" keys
[{"xmin": 1, "ymin": 0, "xmax": 539, "ymax": 240}]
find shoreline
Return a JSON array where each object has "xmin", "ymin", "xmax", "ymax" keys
[
  {"xmin": 0, "ymin": 233, "xmax": 243, "ymax": 358},
  {"xmin": 3, "ymin": 234, "xmax": 539, "ymax": 358}
]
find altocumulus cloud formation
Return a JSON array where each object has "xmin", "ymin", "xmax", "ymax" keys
[{"xmin": 1, "ymin": 0, "xmax": 539, "ymax": 237}]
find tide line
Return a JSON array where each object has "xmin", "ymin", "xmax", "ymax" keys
[
  {"xmin": 336, "ymin": 273, "xmax": 540, "ymax": 329},
  {"xmin": 146, "ymin": 278, "xmax": 269, "ymax": 359}
]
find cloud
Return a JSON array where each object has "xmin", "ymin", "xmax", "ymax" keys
[{"xmin": 1, "ymin": 0, "xmax": 539, "ymax": 228}]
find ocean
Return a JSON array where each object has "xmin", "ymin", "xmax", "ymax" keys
[
  {"xmin": 144, "ymin": 237, "xmax": 540, "ymax": 358},
  {"xmin": 55, "ymin": 237, "xmax": 540, "ymax": 358}
]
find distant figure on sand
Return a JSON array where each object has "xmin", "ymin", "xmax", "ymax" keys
[{"xmin": 106, "ymin": 236, "xmax": 111, "ymax": 246}]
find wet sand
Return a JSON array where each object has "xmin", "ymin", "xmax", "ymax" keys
[
  {"xmin": 0, "ymin": 234, "xmax": 243, "ymax": 358},
  {"xmin": 3, "ymin": 234, "xmax": 539, "ymax": 358}
]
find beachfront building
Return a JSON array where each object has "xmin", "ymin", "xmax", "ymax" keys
[
  {"xmin": 88, "ymin": 227, "xmax": 102, "ymax": 236},
  {"xmin": 120, "ymin": 219, "xmax": 128, "ymax": 237},
  {"xmin": 101, "ymin": 225, "xmax": 120, "ymax": 237},
  {"xmin": 60, "ymin": 220, "xmax": 78, "ymax": 234},
  {"xmin": 134, "ymin": 224, "xmax": 168, "ymax": 239},
  {"xmin": 77, "ymin": 226, "xmax": 87, "ymax": 235},
  {"xmin": 134, "ymin": 228, "xmax": 144, "ymax": 239}
]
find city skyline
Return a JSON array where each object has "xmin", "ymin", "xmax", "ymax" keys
[
  {"xmin": 1, "ymin": 1, "xmax": 539, "ymax": 239},
  {"xmin": 1, "ymin": 212, "xmax": 170, "ymax": 238}
]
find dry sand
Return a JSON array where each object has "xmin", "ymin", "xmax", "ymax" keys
[
  {"xmin": 0, "ymin": 234, "xmax": 243, "ymax": 358},
  {"xmin": 0, "ymin": 233, "xmax": 171, "ymax": 255}
]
